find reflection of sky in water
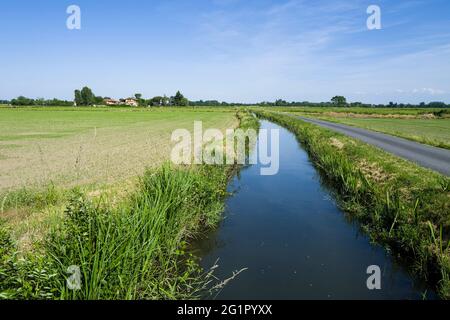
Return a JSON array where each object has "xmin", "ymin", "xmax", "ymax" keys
[{"xmin": 194, "ymin": 120, "xmax": 437, "ymax": 300}]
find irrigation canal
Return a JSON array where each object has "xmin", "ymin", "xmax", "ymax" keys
[{"xmin": 193, "ymin": 120, "xmax": 436, "ymax": 300}]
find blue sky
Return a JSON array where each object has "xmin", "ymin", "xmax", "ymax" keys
[{"xmin": 0, "ymin": 0, "xmax": 449, "ymax": 103}]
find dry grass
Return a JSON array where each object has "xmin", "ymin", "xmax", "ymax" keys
[
  {"xmin": 357, "ymin": 159, "xmax": 392, "ymax": 183},
  {"xmin": 329, "ymin": 137, "xmax": 344, "ymax": 150}
]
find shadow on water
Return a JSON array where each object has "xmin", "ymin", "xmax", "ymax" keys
[{"xmin": 191, "ymin": 120, "xmax": 437, "ymax": 300}]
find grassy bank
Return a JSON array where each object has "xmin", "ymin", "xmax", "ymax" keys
[
  {"xmin": 255, "ymin": 110, "xmax": 450, "ymax": 299},
  {"xmin": 0, "ymin": 111, "xmax": 259, "ymax": 300}
]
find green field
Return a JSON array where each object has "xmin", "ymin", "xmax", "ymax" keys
[
  {"xmin": 0, "ymin": 107, "xmax": 237, "ymax": 193},
  {"xmin": 0, "ymin": 107, "xmax": 257, "ymax": 300},
  {"xmin": 310, "ymin": 117, "xmax": 450, "ymax": 149},
  {"xmin": 270, "ymin": 107, "xmax": 450, "ymax": 149}
]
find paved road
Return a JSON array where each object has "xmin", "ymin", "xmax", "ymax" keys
[{"xmin": 295, "ymin": 116, "xmax": 450, "ymax": 176}]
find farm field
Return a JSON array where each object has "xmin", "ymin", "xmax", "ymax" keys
[
  {"xmin": 309, "ymin": 117, "xmax": 449, "ymax": 149},
  {"xmin": 0, "ymin": 107, "xmax": 238, "ymax": 193},
  {"xmin": 273, "ymin": 107, "xmax": 450, "ymax": 149}
]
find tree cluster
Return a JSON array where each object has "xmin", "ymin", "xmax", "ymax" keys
[
  {"xmin": 9, "ymin": 96, "xmax": 73, "ymax": 106},
  {"xmin": 74, "ymin": 87, "xmax": 103, "ymax": 106}
]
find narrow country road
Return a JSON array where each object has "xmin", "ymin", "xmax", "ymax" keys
[{"xmin": 295, "ymin": 116, "xmax": 450, "ymax": 176}]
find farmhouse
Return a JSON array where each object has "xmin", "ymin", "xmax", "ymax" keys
[
  {"xmin": 104, "ymin": 98, "xmax": 120, "ymax": 106},
  {"xmin": 103, "ymin": 98, "xmax": 139, "ymax": 107},
  {"xmin": 124, "ymin": 98, "xmax": 139, "ymax": 107}
]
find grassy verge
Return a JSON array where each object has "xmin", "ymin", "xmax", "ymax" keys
[
  {"xmin": 0, "ymin": 110, "xmax": 259, "ymax": 300},
  {"xmin": 255, "ymin": 110, "xmax": 450, "ymax": 299},
  {"xmin": 293, "ymin": 115, "xmax": 450, "ymax": 150}
]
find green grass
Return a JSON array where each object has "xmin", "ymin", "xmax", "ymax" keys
[
  {"xmin": 0, "ymin": 110, "xmax": 260, "ymax": 300},
  {"xmin": 300, "ymin": 116, "xmax": 450, "ymax": 149},
  {"xmin": 267, "ymin": 106, "xmax": 450, "ymax": 149},
  {"xmin": 255, "ymin": 110, "xmax": 450, "ymax": 299},
  {"xmin": 0, "ymin": 107, "xmax": 236, "ymax": 142},
  {"xmin": 2, "ymin": 165, "xmax": 227, "ymax": 299}
]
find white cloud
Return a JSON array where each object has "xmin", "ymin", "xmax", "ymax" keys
[{"xmin": 412, "ymin": 88, "xmax": 446, "ymax": 95}]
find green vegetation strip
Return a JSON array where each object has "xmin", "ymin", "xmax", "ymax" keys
[
  {"xmin": 0, "ymin": 111, "xmax": 259, "ymax": 300},
  {"xmin": 255, "ymin": 110, "xmax": 450, "ymax": 299},
  {"xmin": 301, "ymin": 116, "xmax": 450, "ymax": 150}
]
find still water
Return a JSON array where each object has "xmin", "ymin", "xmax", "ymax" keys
[{"xmin": 194, "ymin": 120, "xmax": 436, "ymax": 300}]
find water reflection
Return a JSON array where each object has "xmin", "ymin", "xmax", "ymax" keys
[{"xmin": 193, "ymin": 120, "xmax": 436, "ymax": 300}]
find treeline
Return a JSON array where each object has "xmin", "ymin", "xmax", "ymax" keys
[
  {"xmin": 2, "ymin": 91, "xmax": 449, "ymax": 108},
  {"xmin": 7, "ymin": 96, "xmax": 73, "ymax": 106},
  {"xmin": 136, "ymin": 91, "xmax": 189, "ymax": 107},
  {"xmin": 260, "ymin": 97, "xmax": 450, "ymax": 108},
  {"xmin": 189, "ymin": 100, "xmax": 257, "ymax": 107}
]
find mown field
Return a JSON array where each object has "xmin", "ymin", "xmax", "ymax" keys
[
  {"xmin": 0, "ymin": 106, "xmax": 257, "ymax": 300},
  {"xmin": 269, "ymin": 107, "xmax": 450, "ymax": 149},
  {"xmin": 0, "ymin": 107, "xmax": 237, "ymax": 193}
]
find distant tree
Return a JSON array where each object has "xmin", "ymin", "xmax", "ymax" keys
[
  {"xmin": 331, "ymin": 96, "xmax": 347, "ymax": 107},
  {"xmin": 80, "ymin": 87, "xmax": 95, "ymax": 106},
  {"xmin": 74, "ymin": 90, "xmax": 82, "ymax": 106},
  {"xmin": 11, "ymin": 96, "xmax": 35, "ymax": 106},
  {"xmin": 428, "ymin": 101, "xmax": 446, "ymax": 108},
  {"xmin": 172, "ymin": 91, "xmax": 189, "ymax": 106},
  {"xmin": 94, "ymin": 96, "xmax": 104, "ymax": 105},
  {"xmin": 133, "ymin": 93, "xmax": 146, "ymax": 106},
  {"xmin": 275, "ymin": 99, "xmax": 287, "ymax": 106},
  {"xmin": 162, "ymin": 95, "xmax": 170, "ymax": 106},
  {"xmin": 36, "ymin": 98, "xmax": 46, "ymax": 106},
  {"xmin": 149, "ymin": 96, "xmax": 164, "ymax": 106}
]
